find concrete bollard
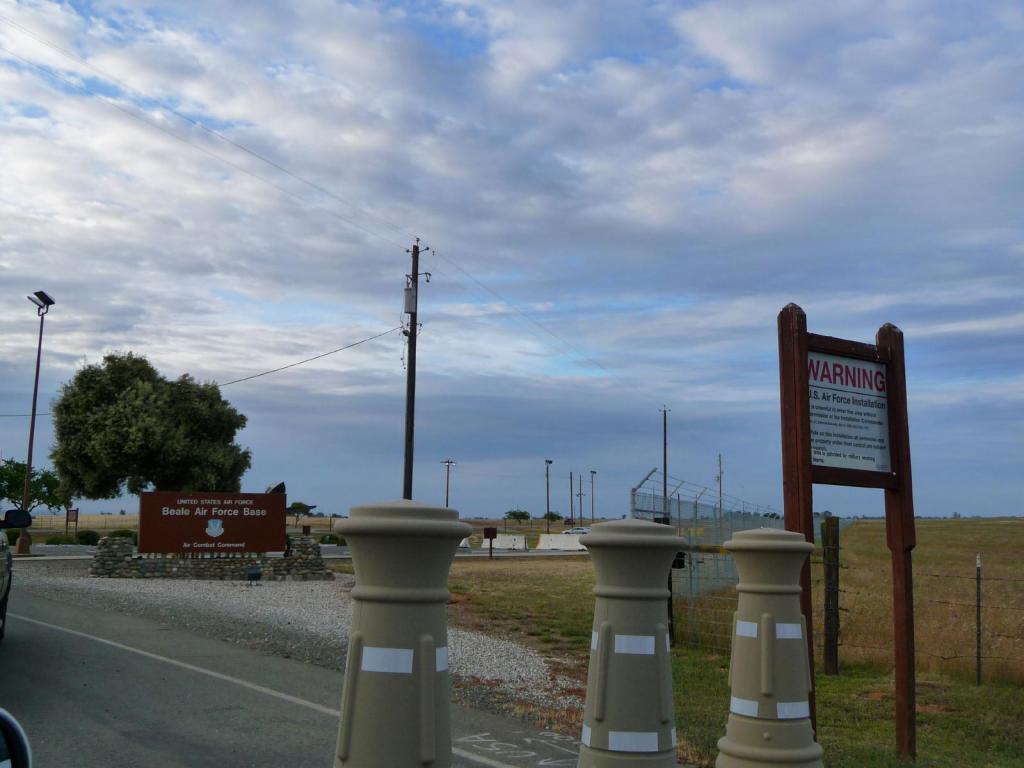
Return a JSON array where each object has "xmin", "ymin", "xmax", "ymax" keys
[
  {"xmin": 334, "ymin": 500, "xmax": 471, "ymax": 767},
  {"xmin": 578, "ymin": 519, "xmax": 688, "ymax": 767},
  {"xmin": 716, "ymin": 529, "xmax": 823, "ymax": 768}
]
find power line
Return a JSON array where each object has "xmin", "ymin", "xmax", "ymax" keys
[
  {"xmin": 0, "ymin": 326, "xmax": 403, "ymax": 416},
  {"xmin": 215, "ymin": 326, "xmax": 403, "ymax": 387}
]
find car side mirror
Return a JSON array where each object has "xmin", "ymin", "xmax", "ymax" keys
[
  {"xmin": 0, "ymin": 509, "xmax": 32, "ymax": 530},
  {"xmin": 0, "ymin": 709, "xmax": 32, "ymax": 767}
]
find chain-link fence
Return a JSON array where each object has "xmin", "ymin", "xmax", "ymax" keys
[{"xmin": 631, "ymin": 489, "xmax": 785, "ymax": 651}]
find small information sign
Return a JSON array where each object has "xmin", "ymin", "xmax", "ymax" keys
[{"xmin": 808, "ymin": 351, "xmax": 890, "ymax": 472}]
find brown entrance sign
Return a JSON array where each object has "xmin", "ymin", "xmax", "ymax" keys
[
  {"xmin": 138, "ymin": 491, "xmax": 287, "ymax": 554},
  {"xmin": 778, "ymin": 303, "xmax": 917, "ymax": 758}
]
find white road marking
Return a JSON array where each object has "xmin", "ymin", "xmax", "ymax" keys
[{"xmin": 10, "ymin": 613, "xmax": 521, "ymax": 768}]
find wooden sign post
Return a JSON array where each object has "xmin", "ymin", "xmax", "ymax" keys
[{"xmin": 778, "ymin": 303, "xmax": 917, "ymax": 758}]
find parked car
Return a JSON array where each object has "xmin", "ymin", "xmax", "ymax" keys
[
  {"xmin": 1, "ymin": 507, "xmax": 33, "ymax": 646},
  {"xmin": 563, "ymin": 526, "xmax": 590, "ymax": 535},
  {"xmin": 0, "ymin": 530, "xmax": 9, "ymax": 645}
]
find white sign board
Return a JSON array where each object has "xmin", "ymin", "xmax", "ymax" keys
[{"xmin": 808, "ymin": 351, "xmax": 890, "ymax": 472}]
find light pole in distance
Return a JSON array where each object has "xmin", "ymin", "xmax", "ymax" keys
[
  {"xmin": 18, "ymin": 290, "xmax": 55, "ymax": 555},
  {"xmin": 441, "ymin": 459, "xmax": 456, "ymax": 507},
  {"xmin": 590, "ymin": 469, "xmax": 596, "ymax": 524},
  {"xmin": 544, "ymin": 459, "xmax": 553, "ymax": 533}
]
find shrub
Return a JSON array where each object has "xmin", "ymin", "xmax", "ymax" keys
[
  {"xmin": 76, "ymin": 530, "xmax": 100, "ymax": 545},
  {"xmin": 5, "ymin": 529, "xmax": 19, "ymax": 547},
  {"xmin": 45, "ymin": 534, "xmax": 77, "ymax": 545},
  {"xmin": 109, "ymin": 529, "xmax": 138, "ymax": 544},
  {"xmin": 320, "ymin": 534, "xmax": 345, "ymax": 545}
]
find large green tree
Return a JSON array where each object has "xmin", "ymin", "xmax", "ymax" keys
[
  {"xmin": 51, "ymin": 352, "xmax": 251, "ymax": 498},
  {"xmin": 0, "ymin": 460, "xmax": 69, "ymax": 513}
]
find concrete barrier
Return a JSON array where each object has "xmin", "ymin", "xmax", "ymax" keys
[
  {"xmin": 491, "ymin": 534, "xmax": 529, "ymax": 551},
  {"xmin": 535, "ymin": 534, "xmax": 586, "ymax": 551},
  {"xmin": 458, "ymin": 538, "xmax": 470, "ymax": 549}
]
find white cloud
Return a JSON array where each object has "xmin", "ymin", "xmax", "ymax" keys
[{"xmin": 0, "ymin": 1, "xmax": 1021, "ymax": 517}]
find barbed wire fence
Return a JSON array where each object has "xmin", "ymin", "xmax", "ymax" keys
[
  {"xmin": 811, "ymin": 562, "xmax": 1024, "ymax": 685},
  {"xmin": 630, "ymin": 477, "xmax": 1024, "ymax": 685}
]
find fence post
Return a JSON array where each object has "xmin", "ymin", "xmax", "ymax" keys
[
  {"xmin": 822, "ymin": 517, "xmax": 840, "ymax": 675},
  {"xmin": 976, "ymin": 553, "xmax": 982, "ymax": 686},
  {"xmin": 688, "ymin": 499, "xmax": 698, "ymax": 644}
]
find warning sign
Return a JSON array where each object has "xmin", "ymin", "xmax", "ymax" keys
[{"xmin": 807, "ymin": 351, "xmax": 890, "ymax": 473}]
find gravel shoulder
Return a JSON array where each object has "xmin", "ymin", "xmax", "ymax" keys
[{"xmin": 11, "ymin": 559, "xmax": 580, "ymax": 718}]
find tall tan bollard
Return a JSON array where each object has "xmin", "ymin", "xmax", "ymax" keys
[
  {"xmin": 334, "ymin": 500, "xmax": 471, "ymax": 768},
  {"xmin": 716, "ymin": 529, "xmax": 823, "ymax": 767},
  {"xmin": 578, "ymin": 519, "xmax": 687, "ymax": 767}
]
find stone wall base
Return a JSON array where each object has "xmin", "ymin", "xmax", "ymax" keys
[{"xmin": 90, "ymin": 535, "xmax": 334, "ymax": 581}]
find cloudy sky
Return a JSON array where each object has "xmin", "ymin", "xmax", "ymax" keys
[{"xmin": 1, "ymin": 0, "xmax": 1021, "ymax": 521}]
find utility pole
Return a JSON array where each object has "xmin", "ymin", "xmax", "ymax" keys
[
  {"xmin": 441, "ymin": 459, "xmax": 455, "ymax": 507},
  {"xmin": 402, "ymin": 239, "xmax": 429, "ymax": 500},
  {"xmin": 590, "ymin": 470, "xmax": 596, "ymax": 524},
  {"xmin": 576, "ymin": 482, "xmax": 585, "ymax": 524},
  {"xmin": 660, "ymin": 406, "xmax": 670, "ymax": 523},
  {"xmin": 569, "ymin": 472, "xmax": 575, "ymax": 526},
  {"xmin": 545, "ymin": 459, "xmax": 553, "ymax": 533},
  {"xmin": 717, "ymin": 453, "xmax": 724, "ymax": 541}
]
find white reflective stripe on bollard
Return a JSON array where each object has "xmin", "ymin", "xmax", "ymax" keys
[
  {"xmin": 608, "ymin": 731, "xmax": 660, "ymax": 752},
  {"xmin": 730, "ymin": 696, "xmax": 760, "ymax": 717},
  {"xmin": 435, "ymin": 646, "xmax": 449, "ymax": 671},
  {"xmin": 775, "ymin": 623, "xmax": 802, "ymax": 639},
  {"xmin": 591, "ymin": 631, "xmax": 599, "ymax": 651},
  {"xmin": 360, "ymin": 647, "xmax": 414, "ymax": 673},
  {"xmin": 614, "ymin": 635, "xmax": 656, "ymax": 655},
  {"xmin": 581, "ymin": 724, "xmax": 592, "ymax": 747},
  {"xmin": 736, "ymin": 620, "xmax": 758, "ymax": 638},
  {"xmin": 777, "ymin": 701, "xmax": 810, "ymax": 720}
]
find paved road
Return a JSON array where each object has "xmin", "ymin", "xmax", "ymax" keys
[{"xmin": 1, "ymin": 589, "xmax": 579, "ymax": 768}]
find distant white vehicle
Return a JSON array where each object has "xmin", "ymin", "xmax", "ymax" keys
[{"xmin": 563, "ymin": 526, "xmax": 590, "ymax": 535}]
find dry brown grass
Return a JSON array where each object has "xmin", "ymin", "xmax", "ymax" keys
[{"xmin": 810, "ymin": 517, "xmax": 1024, "ymax": 683}]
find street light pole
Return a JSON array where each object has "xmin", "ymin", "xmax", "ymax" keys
[
  {"xmin": 590, "ymin": 470, "xmax": 596, "ymax": 524},
  {"xmin": 19, "ymin": 290, "xmax": 55, "ymax": 555},
  {"xmin": 441, "ymin": 459, "xmax": 456, "ymax": 507},
  {"xmin": 545, "ymin": 459, "xmax": 553, "ymax": 533},
  {"xmin": 569, "ymin": 472, "xmax": 574, "ymax": 526}
]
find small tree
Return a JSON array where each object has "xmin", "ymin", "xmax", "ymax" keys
[
  {"xmin": 0, "ymin": 460, "xmax": 70, "ymax": 514},
  {"xmin": 289, "ymin": 501, "xmax": 317, "ymax": 527},
  {"xmin": 504, "ymin": 508, "xmax": 530, "ymax": 527},
  {"xmin": 542, "ymin": 509, "xmax": 562, "ymax": 533}
]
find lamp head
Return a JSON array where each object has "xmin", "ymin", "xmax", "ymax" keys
[
  {"xmin": 545, "ymin": 459, "xmax": 553, "ymax": 465},
  {"xmin": 27, "ymin": 290, "xmax": 55, "ymax": 315}
]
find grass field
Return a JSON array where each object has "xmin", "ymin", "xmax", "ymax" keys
[
  {"xmin": 428, "ymin": 518, "xmax": 1024, "ymax": 767},
  {"xmin": 812, "ymin": 517, "xmax": 1024, "ymax": 685}
]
